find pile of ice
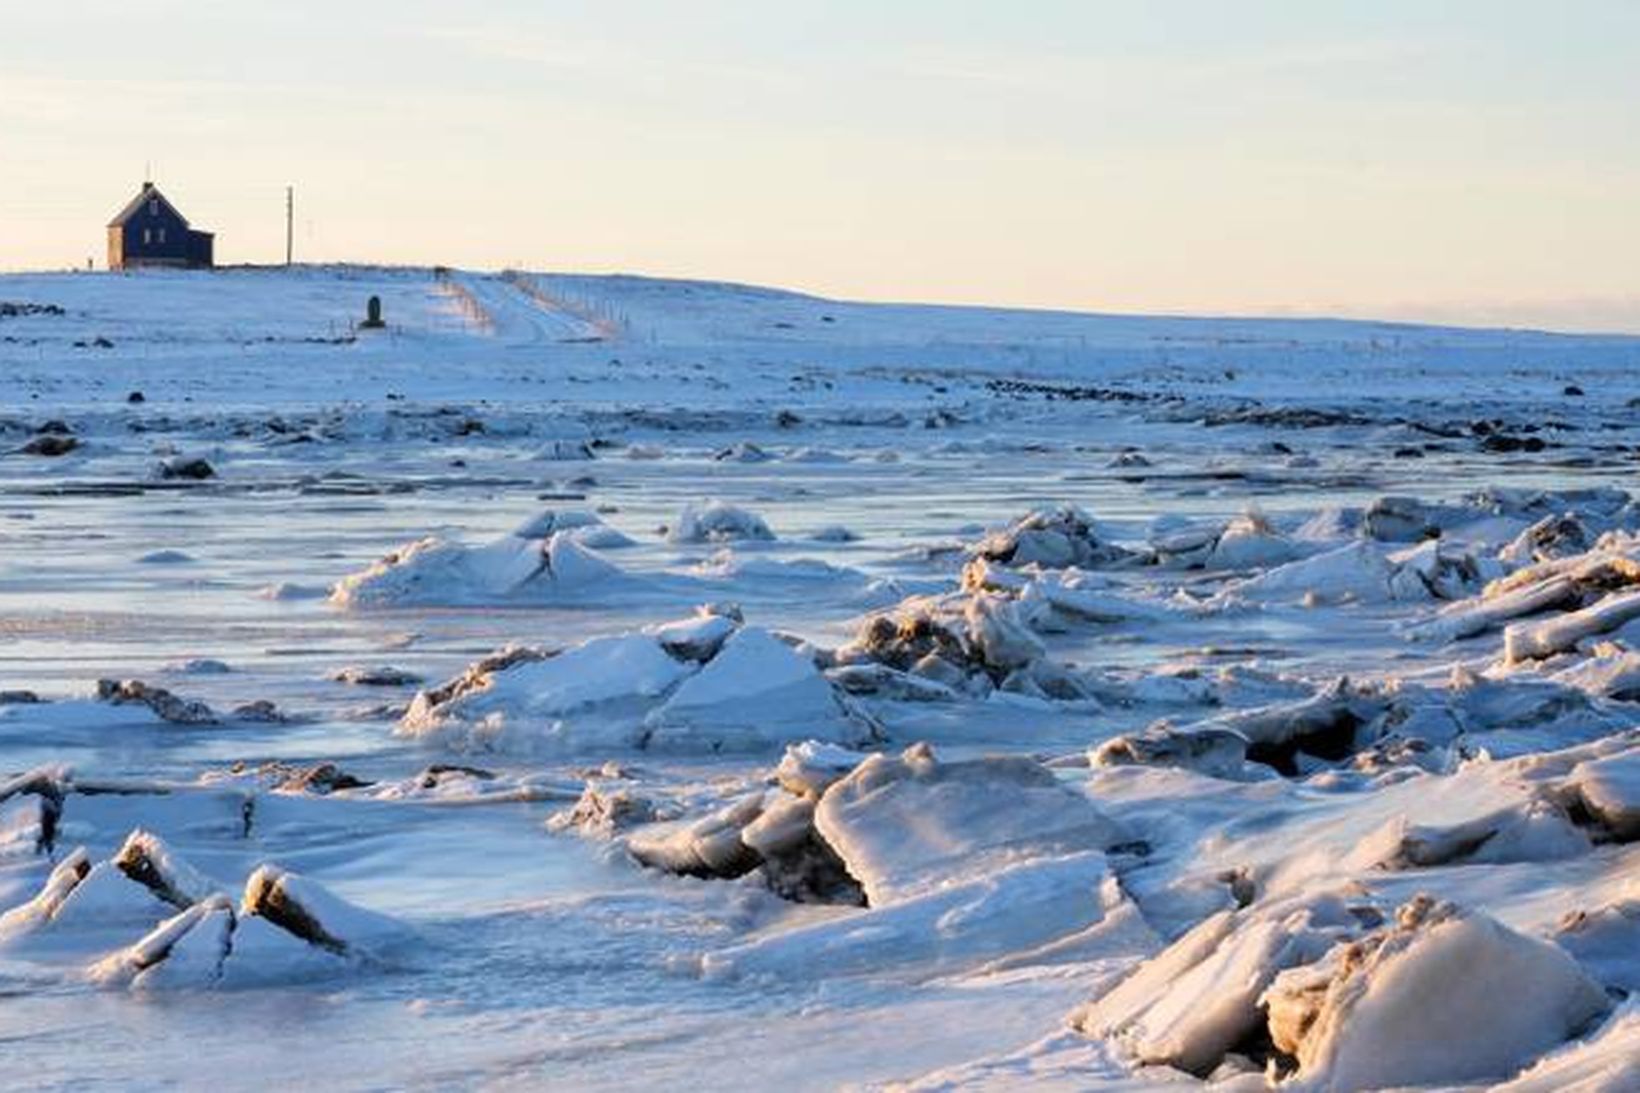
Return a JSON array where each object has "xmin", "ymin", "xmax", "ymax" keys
[
  {"xmin": 1196, "ymin": 487, "xmax": 1640, "ymax": 611},
  {"xmin": 1214, "ymin": 538, "xmax": 1480, "ymax": 607},
  {"xmin": 628, "ymin": 742, "xmax": 1146, "ymax": 977},
  {"xmin": 962, "ymin": 556, "xmax": 1176, "ymax": 625},
  {"xmin": 1095, "ymin": 670, "xmax": 1631, "ymax": 780},
  {"xmin": 1349, "ymin": 487, "xmax": 1635, "ymax": 548},
  {"xmin": 972, "ymin": 504, "xmax": 1318, "ymax": 575},
  {"xmin": 1146, "ymin": 509, "xmax": 1300, "ymax": 571},
  {"xmin": 331, "ymin": 515, "xmax": 629, "ymax": 608},
  {"xmin": 824, "ymin": 594, "xmax": 1109, "ymax": 704},
  {"xmin": 666, "ymin": 500, "xmax": 775, "ymax": 544},
  {"xmin": 971, "ymin": 505, "xmax": 1134, "ymax": 569},
  {"xmin": 398, "ymin": 607, "xmax": 871, "ymax": 753},
  {"xmin": 1404, "ymin": 530, "xmax": 1640, "ymax": 647},
  {"xmin": 1089, "ymin": 730, "xmax": 1640, "ymax": 949},
  {"xmin": 0, "ymin": 829, "xmax": 405, "ymax": 990},
  {"xmin": 1076, "ymin": 891, "xmax": 1610, "ymax": 1088},
  {"xmin": 826, "ymin": 580, "xmax": 1238, "ymax": 710}
]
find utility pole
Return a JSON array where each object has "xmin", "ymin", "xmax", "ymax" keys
[{"xmin": 285, "ymin": 186, "xmax": 294, "ymax": 266}]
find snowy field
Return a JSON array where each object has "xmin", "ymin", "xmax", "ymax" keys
[{"xmin": 2, "ymin": 265, "xmax": 1638, "ymax": 1090}]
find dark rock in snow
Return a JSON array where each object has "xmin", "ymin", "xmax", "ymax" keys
[
  {"xmin": 230, "ymin": 700, "xmax": 286, "ymax": 723},
  {"xmin": 418, "ymin": 764, "xmax": 496, "ymax": 789},
  {"xmin": 97, "ymin": 679, "xmax": 218, "ymax": 725},
  {"xmin": 20, "ymin": 434, "xmax": 77, "ymax": 457},
  {"xmin": 279, "ymin": 763, "xmax": 373, "ymax": 795},
  {"xmin": 329, "ymin": 665, "xmax": 424, "ymax": 687},
  {"xmin": 158, "ymin": 457, "xmax": 215, "ymax": 480}
]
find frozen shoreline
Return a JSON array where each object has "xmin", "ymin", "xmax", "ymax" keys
[{"xmin": 1, "ymin": 266, "xmax": 1637, "ymax": 1090}]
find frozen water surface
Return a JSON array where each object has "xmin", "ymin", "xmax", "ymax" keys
[{"xmin": 2, "ymin": 268, "xmax": 1638, "ymax": 1089}]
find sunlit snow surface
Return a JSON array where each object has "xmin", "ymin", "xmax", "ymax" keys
[{"xmin": 2, "ymin": 267, "xmax": 1639, "ymax": 1090}]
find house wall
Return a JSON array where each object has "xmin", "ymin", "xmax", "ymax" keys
[
  {"xmin": 113, "ymin": 195, "xmax": 209, "ymax": 269},
  {"xmin": 187, "ymin": 231, "xmax": 214, "ymax": 267}
]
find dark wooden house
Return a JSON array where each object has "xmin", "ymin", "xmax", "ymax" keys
[{"xmin": 107, "ymin": 182, "xmax": 215, "ymax": 270}]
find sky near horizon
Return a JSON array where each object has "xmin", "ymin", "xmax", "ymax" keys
[{"xmin": 2, "ymin": 1, "xmax": 1637, "ymax": 332}]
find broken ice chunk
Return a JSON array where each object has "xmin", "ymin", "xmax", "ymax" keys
[
  {"xmin": 666, "ymin": 500, "xmax": 774, "ymax": 544},
  {"xmin": 644, "ymin": 607, "xmax": 740, "ymax": 663},
  {"xmin": 626, "ymin": 794, "xmax": 764, "ymax": 880},
  {"xmin": 1559, "ymin": 750, "xmax": 1640, "ymax": 841},
  {"xmin": 774, "ymin": 740, "xmax": 868, "ymax": 798},
  {"xmin": 706, "ymin": 848, "xmax": 1117, "ymax": 979},
  {"xmin": 1074, "ymin": 891, "xmax": 1372, "ymax": 1076},
  {"xmin": 240, "ymin": 865, "xmax": 407, "ymax": 959},
  {"xmin": 1263, "ymin": 896, "xmax": 1610, "ymax": 1090},
  {"xmin": 972, "ymin": 505, "xmax": 1133, "ymax": 569},
  {"xmin": 331, "ymin": 531, "xmax": 622, "ymax": 608},
  {"xmin": 49, "ymin": 860, "xmax": 175, "ymax": 927},
  {"xmin": 1505, "ymin": 588, "xmax": 1640, "ymax": 663},
  {"xmin": 814, "ymin": 743, "xmax": 1124, "ymax": 906},
  {"xmin": 89, "ymin": 895, "xmax": 235, "ymax": 989},
  {"xmin": 642, "ymin": 627, "xmax": 866, "ymax": 751},
  {"xmin": 114, "ymin": 829, "xmax": 221, "ymax": 909},
  {"xmin": 401, "ymin": 633, "xmax": 695, "ymax": 746},
  {"xmin": 0, "ymin": 847, "xmax": 91, "ymax": 938},
  {"xmin": 548, "ymin": 782, "xmax": 657, "ymax": 837}
]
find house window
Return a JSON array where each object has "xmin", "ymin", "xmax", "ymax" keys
[
  {"xmin": 149, "ymin": 200, "xmax": 159, "ymax": 216},
  {"xmin": 142, "ymin": 228, "xmax": 152, "ymax": 245},
  {"xmin": 157, "ymin": 228, "xmax": 166, "ymax": 244}
]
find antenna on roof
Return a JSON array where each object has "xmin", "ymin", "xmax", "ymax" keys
[
  {"xmin": 144, "ymin": 160, "xmax": 152, "ymax": 186},
  {"xmin": 285, "ymin": 185, "xmax": 294, "ymax": 266}
]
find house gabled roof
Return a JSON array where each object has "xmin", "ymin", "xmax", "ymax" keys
[{"xmin": 107, "ymin": 182, "xmax": 192, "ymax": 229}]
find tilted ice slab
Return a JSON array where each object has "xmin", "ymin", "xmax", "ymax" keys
[
  {"xmin": 0, "ymin": 829, "xmax": 220, "ymax": 945},
  {"xmin": 1073, "ymin": 890, "xmax": 1378, "ymax": 1076},
  {"xmin": 401, "ymin": 620, "xmax": 866, "ymax": 753},
  {"xmin": 814, "ymin": 744, "xmax": 1126, "ymax": 905},
  {"xmin": 1553, "ymin": 897, "xmax": 1640, "ymax": 995},
  {"xmin": 400, "ymin": 633, "xmax": 695, "ymax": 751},
  {"xmin": 1263, "ymin": 896, "xmax": 1610, "ymax": 1091},
  {"xmin": 1, "ymin": 825, "xmax": 404, "ymax": 991},
  {"xmin": 1506, "ymin": 587, "xmax": 1640, "ymax": 662},
  {"xmin": 703, "ymin": 745, "xmax": 1139, "ymax": 978},
  {"xmin": 704, "ymin": 850, "xmax": 1137, "ymax": 980},
  {"xmin": 641, "ymin": 627, "xmax": 866, "ymax": 751},
  {"xmin": 90, "ymin": 896, "xmax": 238, "ymax": 991},
  {"xmin": 85, "ymin": 861, "xmax": 405, "ymax": 991}
]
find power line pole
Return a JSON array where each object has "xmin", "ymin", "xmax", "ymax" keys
[{"xmin": 285, "ymin": 186, "xmax": 294, "ymax": 266}]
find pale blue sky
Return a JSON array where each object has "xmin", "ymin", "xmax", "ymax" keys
[{"xmin": 3, "ymin": 1, "xmax": 1637, "ymax": 329}]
